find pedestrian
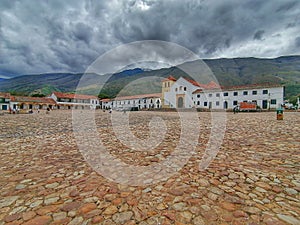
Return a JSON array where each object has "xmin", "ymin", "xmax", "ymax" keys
[{"xmin": 233, "ymin": 106, "xmax": 238, "ymax": 114}]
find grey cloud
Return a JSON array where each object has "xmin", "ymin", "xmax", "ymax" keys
[
  {"xmin": 0, "ymin": 0, "xmax": 300, "ymax": 77},
  {"xmin": 295, "ymin": 37, "xmax": 300, "ymax": 48},
  {"xmin": 276, "ymin": 1, "xmax": 299, "ymax": 12},
  {"xmin": 253, "ymin": 30, "xmax": 265, "ymax": 40},
  {"xmin": 72, "ymin": 22, "xmax": 93, "ymax": 44}
]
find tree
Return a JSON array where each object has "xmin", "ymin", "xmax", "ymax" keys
[
  {"xmin": 98, "ymin": 93, "xmax": 110, "ymax": 99},
  {"xmin": 31, "ymin": 93, "xmax": 46, "ymax": 97}
]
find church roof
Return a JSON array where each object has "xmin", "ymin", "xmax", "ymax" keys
[{"xmin": 162, "ymin": 75, "xmax": 177, "ymax": 82}]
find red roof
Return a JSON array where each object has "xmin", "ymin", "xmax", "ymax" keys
[
  {"xmin": 192, "ymin": 83, "xmax": 283, "ymax": 94},
  {"xmin": 53, "ymin": 92, "xmax": 97, "ymax": 100},
  {"xmin": 192, "ymin": 89, "xmax": 203, "ymax": 94},
  {"xmin": 0, "ymin": 92, "xmax": 11, "ymax": 98},
  {"xmin": 100, "ymin": 93, "xmax": 161, "ymax": 102},
  {"xmin": 10, "ymin": 96, "xmax": 56, "ymax": 104},
  {"xmin": 114, "ymin": 93, "xmax": 161, "ymax": 101},
  {"xmin": 185, "ymin": 78, "xmax": 201, "ymax": 87},
  {"xmin": 101, "ymin": 98, "xmax": 112, "ymax": 103},
  {"xmin": 221, "ymin": 83, "xmax": 282, "ymax": 91},
  {"xmin": 163, "ymin": 75, "xmax": 177, "ymax": 82},
  {"xmin": 205, "ymin": 81, "xmax": 220, "ymax": 89},
  {"xmin": 182, "ymin": 77, "xmax": 220, "ymax": 89}
]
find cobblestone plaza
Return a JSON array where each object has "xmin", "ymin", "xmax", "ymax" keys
[{"xmin": 0, "ymin": 111, "xmax": 299, "ymax": 225}]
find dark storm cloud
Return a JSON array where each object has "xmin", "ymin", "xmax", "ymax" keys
[
  {"xmin": 253, "ymin": 30, "xmax": 265, "ymax": 40},
  {"xmin": 72, "ymin": 22, "xmax": 93, "ymax": 44},
  {"xmin": 295, "ymin": 37, "xmax": 300, "ymax": 48},
  {"xmin": 276, "ymin": 0, "xmax": 298, "ymax": 12},
  {"xmin": 0, "ymin": 0, "xmax": 300, "ymax": 77}
]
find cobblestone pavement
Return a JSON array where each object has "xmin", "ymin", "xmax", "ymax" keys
[{"xmin": 0, "ymin": 111, "xmax": 299, "ymax": 225}]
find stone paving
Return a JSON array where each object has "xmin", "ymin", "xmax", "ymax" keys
[{"xmin": 0, "ymin": 110, "xmax": 299, "ymax": 225}]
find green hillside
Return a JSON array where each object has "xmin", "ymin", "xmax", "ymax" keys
[{"xmin": 0, "ymin": 56, "xmax": 299, "ymax": 101}]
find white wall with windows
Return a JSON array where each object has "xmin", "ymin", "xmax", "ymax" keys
[
  {"xmin": 192, "ymin": 86, "xmax": 284, "ymax": 110},
  {"xmin": 101, "ymin": 95, "xmax": 161, "ymax": 110},
  {"xmin": 164, "ymin": 77, "xmax": 199, "ymax": 108},
  {"xmin": 50, "ymin": 92, "xmax": 99, "ymax": 109},
  {"xmin": 113, "ymin": 97, "xmax": 161, "ymax": 110}
]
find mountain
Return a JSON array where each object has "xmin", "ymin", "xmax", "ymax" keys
[{"xmin": 0, "ymin": 56, "xmax": 299, "ymax": 100}]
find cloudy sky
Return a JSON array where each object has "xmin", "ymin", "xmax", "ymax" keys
[{"xmin": 0, "ymin": 0, "xmax": 300, "ymax": 78}]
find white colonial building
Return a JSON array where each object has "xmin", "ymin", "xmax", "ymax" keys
[
  {"xmin": 101, "ymin": 93, "xmax": 161, "ymax": 110},
  {"xmin": 50, "ymin": 92, "xmax": 99, "ymax": 109},
  {"xmin": 0, "ymin": 92, "xmax": 11, "ymax": 110},
  {"xmin": 162, "ymin": 76, "xmax": 284, "ymax": 110}
]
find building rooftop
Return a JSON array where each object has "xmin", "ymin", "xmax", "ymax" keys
[
  {"xmin": 0, "ymin": 92, "xmax": 11, "ymax": 99},
  {"xmin": 192, "ymin": 83, "xmax": 283, "ymax": 94},
  {"xmin": 114, "ymin": 93, "xmax": 162, "ymax": 101},
  {"xmin": 162, "ymin": 75, "xmax": 177, "ymax": 82},
  {"xmin": 10, "ymin": 96, "xmax": 56, "ymax": 104},
  {"xmin": 53, "ymin": 92, "xmax": 98, "ymax": 100}
]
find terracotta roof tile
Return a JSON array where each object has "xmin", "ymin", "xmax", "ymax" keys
[
  {"xmin": 101, "ymin": 98, "xmax": 112, "ymax": 103},
  {"xmin": 163, "ymin": 75, "xmax": 177, "ymax": 82},
  {"xmin": 192, "ymin": 83, "xmax": 283, "ymax": 94},
  {"xmin": 53, "ymin": 92, "xmax": 98, "ymax": 100},
  {"xmin": 221, "ymin": 83, "xmax": 283, "ymax": 91},
  {"xmin": 10, "ymin": 96, "xmax": 56, "ymax": 104},
  {"xmin": 114, "ymin": 93, "xmax": 161, "ymax": 101},
  {"xmin": 192, "ymin": 89, "xmax": 203, "ymax": 94},
  {"xmin": 0, "ymin": 92, "xmax": 11, "ymax": 98}
]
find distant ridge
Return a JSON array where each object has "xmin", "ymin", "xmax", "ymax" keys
[{"xmin": 0, "ymin": 56, "xmax": 299, "ymax": 100}]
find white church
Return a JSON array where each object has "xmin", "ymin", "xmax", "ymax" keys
[{"xmin": 162, "ymin": 75, "xmax": 284, "ymax": 110}]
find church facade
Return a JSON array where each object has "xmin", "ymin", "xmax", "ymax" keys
[{"xmin": 162, "ymin": 76, "xmax": 284, "ymax": 110}]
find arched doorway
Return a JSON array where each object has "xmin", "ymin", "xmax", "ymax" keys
[
  {"xmin": 177, "ymin": 97, "xmax": 184, "ymax": 108},
  {"xmin": 224, "ymin": 101, "xmax": 228, "ymax": 109}
]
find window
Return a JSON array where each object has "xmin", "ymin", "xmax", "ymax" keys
[
  {"xmin": 197, "ymin": 94, "xmax": 200, "ymax": 98},
  {"xmin": 209, "ymin": 94, "xmax": 212, "ymax": 97},
  {"xmin": 184, "ymin": 87, "xmax": 187, "ymax": 91},
  {"xmin": 197, "ymin": 101, "xmax": 200, "ymax": 105},
  {"xmin": 216, "ymin": 93, "xmax": 220, "ymax": 97},
  {"xmin": 263, "ymin": 90, "xmax": 268, "ymax": 94},
  {"xmin": 271, "ymin": 99, "xmax": 277, "ymax": 104},
  {"xmin": 179, "ymin": 86, "xmax": 182, "ymax": 91},
  {"xmin": 216, "ymin": 101, "xmax": 220, "ymax": 106},
  {"xmin": 223, "ymin": 92, "xmax": 228, "ymax": 96},
  {"xmin": 243, "ymin": 91, "xmax": 248, "ymax": 95},
  {"xmin": 233, "ymin": 92, "xmax": 238, "ymax": 96},
  {"xmin": 252, "ymin": 90, "xmax": 257, "ymax": 95},
  {"xmin": 204, "ymin": 102, "xmax": 208, "ymax": 106},
  {"xmin": 233, "ymin": 100, "xmax": 238, "ymax": 105},
  {"xmin": 175, "ymin": 88, "xmax": 178, "ymax": 92}
]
